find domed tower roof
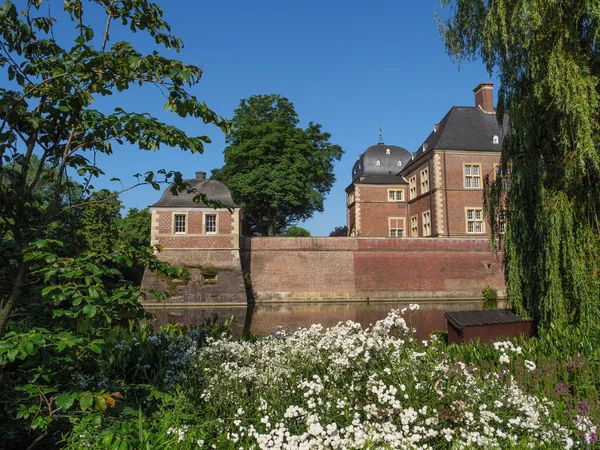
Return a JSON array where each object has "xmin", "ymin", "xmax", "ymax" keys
[
  {"xmin": 351, "ymin": 143, "xmax": 412, "ymax": 182},
  {"xmin": 150, "ymin": 171, "xmax": 239, "ymax": 208}
]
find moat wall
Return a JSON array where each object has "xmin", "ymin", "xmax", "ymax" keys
[
  {"xmin": 240, "ymin": 237, "xmax": 504, "ymax": 302},
  {"xmin": 141, "ymin": 237, "xmax": 505, "ymax": 304}
]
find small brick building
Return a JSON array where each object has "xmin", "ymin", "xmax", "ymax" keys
[
  {"xmin": 347, "ymin": 82, "xmax": 506, "ymax": 238},
  {"xmin": 141, "ymin": 171, "xmax": 246, "ymax": 303}
]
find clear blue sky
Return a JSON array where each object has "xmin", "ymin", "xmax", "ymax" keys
[{"xmin": 62, "ymin": 0, "xmax": 498, "ymax": 235}]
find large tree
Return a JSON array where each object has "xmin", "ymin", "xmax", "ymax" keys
[
  {"xmin": 439, "ymin": 0, "xmax": 600, "ymax": 328},
  {"xmin": 0, "ymin": 0, "xmax": 227, "ymax": 334},
  {"xmin": 213, "ymin": 94, "xmax": 343, "ymax": 236}
]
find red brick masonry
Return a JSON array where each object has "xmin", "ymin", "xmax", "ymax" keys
[{"xmin": 241, "ymin": 237, "xmax": 504, "ymax": 302}]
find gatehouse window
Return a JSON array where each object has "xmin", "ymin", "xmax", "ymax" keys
[
  {"xmin": 174, "ymin": 214, "xmax": 186, "ymax": 234},
  {"xmin": 389, "ymin": 217, "xmax": 405, "ymax": 238},
  {"xmin": 466, "ymin": 208, "xmax": 484, "ymax": 233},
  {"xmin": 205, "ymin": 214, "xmax": 217, "ymax": 234},
  {"xmin": 464, "ymin": 164, "xmax": 482, "ymax": 189}
]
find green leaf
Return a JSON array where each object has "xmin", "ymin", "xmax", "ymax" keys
[
  {"xmin": 55, "ymin": 393, "xmax": 75, "ymax": 410},
  {"xmin": 79, "ymin": 393, "xmax": 93, "ymax": 411}
]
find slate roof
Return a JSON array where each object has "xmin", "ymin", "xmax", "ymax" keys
[
  {"xmin": 150, "ymin": 178, "xmax": 239, "ymax": 208},
  {"xmin": 352, "ymin": 144, "xmax": 412, "ymax": 182},
  {"xmin": 444, "ymin": 309, "xmax": 529, "ymax": 332},
  {"xmin": 401, "ymin": 107, "xmax": 508, "ymax": 172}
]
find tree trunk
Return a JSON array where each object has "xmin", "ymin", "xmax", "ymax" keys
[{"xmin": 0, "ymin": 261, "xmax": 27, "ymax": 336}]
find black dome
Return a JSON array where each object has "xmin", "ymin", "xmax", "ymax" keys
[{"xmin": 351, "ymin": 144, "xmax": 412, "ymax": 181}]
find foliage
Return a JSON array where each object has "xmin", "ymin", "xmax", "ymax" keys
[
  {"xmin": 64, "ymin": 309, "xmax": 599, "ymax": 449},
  {"xmin": 281, "ymin": 225, "xmax": 311, "ymax": 237},
  {"xmin": 0, "ymin": 0, "xmax": 227, "ymax": 334},
  {"xmin": 212, "ymin": 94, "xmax": 343, "ymax": 236},
  {"xmin": 79, "ymin": 190, "xmax": 123, "ymax": 255},
  {"xmin": 120, "ymin": 207, "xmax": 152, "ymax": 249},
  {"xmin": 0, "ymin": 0, "xmax": 228, "ymax": 447},
  {"xmin": 329, "ymin": 225, "xmax": 348, "ymax": 237},
  {"xmin": 438, "ymin": 1, "xmax": 600, "ymax": 329},
  {"xmin": 482, "ymin": 286, "xmax": 498, "ymax": 302}
]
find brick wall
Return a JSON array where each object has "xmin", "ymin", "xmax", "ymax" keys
[{"xmin": 241, "ymin": 237, "xmax": 504, "ymax": 302}]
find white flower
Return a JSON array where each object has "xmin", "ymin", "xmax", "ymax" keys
[
  {"xmin": 499, "ymin": 353, "xmax": 510, "ymax": 364},
  {"xmin": 524, "ymin": 360, "xmax": 536, "ymax": 371}
]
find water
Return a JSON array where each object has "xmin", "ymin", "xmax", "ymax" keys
[{"xmin": 145, "ymin": 300, "xmax": 497, "ymax": 341}]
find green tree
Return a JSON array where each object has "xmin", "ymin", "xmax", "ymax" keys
[
  {"xmin": 329, "ymin": 225, "xmax": 348, "ymax": 237},
  {"xmin": 439, "ymin": 0, "xmax": 600, "ymax": 328},
  {"xmin": 79, "ymin": 190, "xmax": 123, "ymax": 254},
  {"xmin": 0, "ymin": 0, "xmax": 227, "ymax": 334},
  {"xmin": 213, "ymin": 94, "xmax": 343, "ymax": 236},
  {"xmin": 282, "ymin": 225, "xmax": 311, "ymax": 237},
  {"xmin": 120, "ymin": 207, "xmax": 151, "ymax": 249}
]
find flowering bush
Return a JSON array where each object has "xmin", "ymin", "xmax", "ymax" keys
[{"xmin": 63, "ymin": 308, "xmax": 600, "ymax": 449}]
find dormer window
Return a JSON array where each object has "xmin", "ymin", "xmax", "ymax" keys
[
  {"xmin": 376, "ymin": 160, "xmax": 381, "ymax": 166},
  {"xmin": 422, "ymin": 143, "xmax": 428, "ymax": 152},
  {"xmin": 358, "ymin": 164, "xmax": 361, "ymax": 169},
  {"xmin": 398, "ymin": 160, "xmax": 402, "ymax": 167},
  {"xmin": 353, "ymin": 169, "xmax": 356, "ymax": 175},
  {"xmin": 386, "ymin": 148, "xmax": 390, "ymax": 155},
  {"xmin": 492, "ymin": 135, "xmax": 499, "ymax": 144}
]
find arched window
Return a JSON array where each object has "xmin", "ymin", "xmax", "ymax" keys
[
  {"xmin": 492, "ymin": 135, "xmax": 499, "ymax": 144},
  {"xmin": 376, "ymin": 160, "xmax": 381, "ymax": 166}
]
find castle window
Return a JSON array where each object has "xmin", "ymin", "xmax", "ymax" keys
[
  {"xmin": 498, "ymin": 210, "xmax": 506, "ymax": 234},
  {"xmin": 464, "ymin": 164, "xmax": 481, "ymax": 188},
  {"xmin": 347, "ymin": 191, "xmax": 355, "ymax": 205},
  {"xmin": 388, "ymin": 189, "xmax": 404, "ymax": 201},
  {"xmin": 398, "ymin": 160, "xmax": 402, "ymax": 167},
  {"xmin": 376, "ymin": 160, "xmax": 381, "ymax": 166},
  {"xmin": 466, "ymin": 208, "xmax": 484, "ymax": 233},
  {"xmin": 174, "ymin": 214, "xmax": 186, "ymax": 234},
  {"xmin": 493, "ymin": 135, "xmax": 499, "ymax": 144},
  {"xmin": 389, "ymin": 217, "xmax": 405, "ymax": 238},
  {"xmin": 410, "ymin": 215, "xmax": 418, "ymax": 237},
  {"xmin": 422, "ymin": 210, "xmax": 431, "ymax": 236},
  {"xmin": 386, "ymin": 148, "xmax": 391, "ymax": 154},
  {"xmin": 409, "ymin": 175, "xmax": 417, "ymax": 199},
  {"xmin": 420, "ymin": 167, "xmax": 429, "ymax": 193},
  {"xmin": 205, "ymin": 214, "xmax": 217, "ymax": 234}
]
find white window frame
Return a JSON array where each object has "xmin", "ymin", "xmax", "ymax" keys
[
  {"xmin": 420, "ymin": 166, "xmax": 429, "ymax": 194},
  {"xmin": 410, "ymin": 215, "xmax": 418, "ymax": 237},
  {"xmin": 409, "ymin": 175, "xmax": 417, "ymax": 199},
  {"xmin": 387, "ymin": 189, "xmax": 404, "ymax": 202},
  {"xmin": 466, "ymin": 207, "xmax": 485, "ymax": 234},
  {"xmin": 388, "ymin": 217, "xmax": 405, "ymax": 238},
  {"xmin": 204, "ymin": 213, "xmax": 218, "ymax": 234},
  {"xmin": 422, "ymin": 210, "xmax": 431, "ymax": 237},
  {"xmin": 464, "ymin": 164, "xmax": 482, "ymax": 189},
  {"xmin": 173, "ymin": 213, "xmax": 187, "ymax": 234}
]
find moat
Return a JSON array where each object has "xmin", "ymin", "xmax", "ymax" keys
[{"xmin": 145, "ymin": 300, "xmax": 500, "ymax": 341}]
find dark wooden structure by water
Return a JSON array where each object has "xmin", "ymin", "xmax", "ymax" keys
[{"xmin": 444, "ymin": 309, "xmax": 534, "ymax": 344}]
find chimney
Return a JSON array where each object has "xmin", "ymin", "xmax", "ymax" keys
[
  {"xmin": 473, "ymin": 82, "xmax": 494, "ymax": 113},
  {"xmin": 195, "ymin": 171, "xmax": 206, "ymax": 180}
]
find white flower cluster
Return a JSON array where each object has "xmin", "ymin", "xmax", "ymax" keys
[{"xmin": 189, "ymin": 310, "xmax": 578, "ymax": 449}]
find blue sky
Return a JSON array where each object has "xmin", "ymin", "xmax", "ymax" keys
[{"xmin": 33, "ymin": 0, "xmax": 498, "ymax": 235}]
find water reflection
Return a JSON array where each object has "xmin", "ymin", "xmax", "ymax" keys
[{"xmin": 146, "ymin": 300, "xmax": 488, "ymax": 341}]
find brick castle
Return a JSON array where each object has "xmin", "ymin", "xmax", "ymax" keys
[{"xmin": 141, "ymin": 83, "xmax": 506, "ymax": 304}]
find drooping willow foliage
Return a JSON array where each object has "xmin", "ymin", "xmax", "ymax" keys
[{"xmin": 439, "ymin": 0, "xmax": 600, "ymax": 329}]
